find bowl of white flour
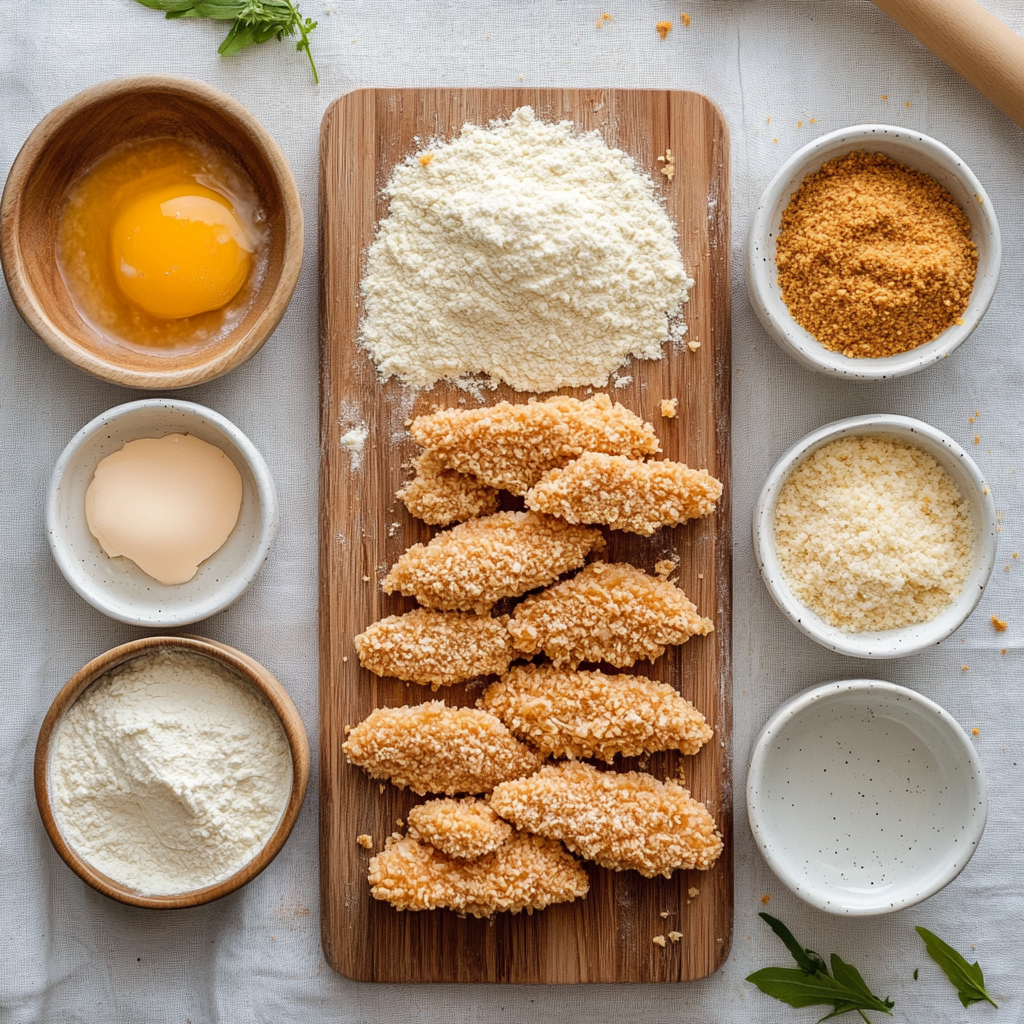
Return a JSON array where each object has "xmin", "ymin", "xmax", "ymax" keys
[{"xmin": 35, "ymin": 636, "xmax": 308, "ymax": 908}]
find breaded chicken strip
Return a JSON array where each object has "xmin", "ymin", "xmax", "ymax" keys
[
  {"xmin": 407, "ymin": 797, "xmax": 512, "ymax": 858},
  {"xmin": 354, "ymin": 609, "xmax": 515, "ymax": 689},
  {"xmin": 410, "ymin": 394, "xmax": 661, "ymax": 495},
  {"xmin": 368, "ymin": 831, "xmax": 589, "ymax": 916},
  {"xmin": 490, "ymin": 761, "xmax": 723, "ymax": 877},
  {"xmin": 479, "ymin": 664, "xmax": 713, "ymax": 761},
  {"xmin": 396, "ymin": 451, "xmax": 499, "ymax": 526},
  {"xmin": 343, "ymin": 701, "xmax": 543, "ymax": 795},
  {"xmin": 525, "ymin": 454, "xmax": 723, "ymax": 535},
  {"xmin": 382, "ymin": 511, "xmax": 604, "ymax": 613},
  {"xmin": 508, "ymin": 562, "xmax": 714, "ymax": 668}
]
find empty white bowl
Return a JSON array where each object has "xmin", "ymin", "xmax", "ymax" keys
[
  {"xmin": 753, "ymin": 414, "xmax": 997, "ymax": 658},
  {"xmin": 747, "ymin": 679, "xmax": 987, "ymax": 915},
  {"xmin": 746, "ymin": 124, "xmax": 1000, "ymax": 379},
  {"xmin": 47, "ymin": 399, "xmax": 278, "ymax": 626}
]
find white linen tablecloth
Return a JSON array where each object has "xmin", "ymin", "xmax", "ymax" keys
[{"xmin": 2, "ymin": 2, "xmax": 1022, "ymax": 1020}]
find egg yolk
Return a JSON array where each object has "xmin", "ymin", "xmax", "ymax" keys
[{"xmin": 111, "ymin": 183, "xmax": 254, "ymax": 320}]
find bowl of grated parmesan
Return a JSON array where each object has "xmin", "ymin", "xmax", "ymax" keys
[
  {"xmin": 34, "ymin": 635, "xmax": 309, "ymax": 908},
  {"xmin": 752, "ymin": 414, "xmax": 997, "ymax": 658}
]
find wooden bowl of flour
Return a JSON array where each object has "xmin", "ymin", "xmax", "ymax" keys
[{"xmin": 34, "ymin": 635, "xmax": 309, "ymax": 909}]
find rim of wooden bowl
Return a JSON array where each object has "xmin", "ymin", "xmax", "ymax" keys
[
  {"xmin": 33, "ymin": 635, "xmax": 310, "ymax": 909},
  {"xmin": 0, "ymin": 75, "xmax": 303, "ymax": 389}
]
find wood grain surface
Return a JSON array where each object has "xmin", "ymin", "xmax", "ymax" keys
[{"xmin": 319, "ymin": 88, "xmax": 731, "ymax": 984}]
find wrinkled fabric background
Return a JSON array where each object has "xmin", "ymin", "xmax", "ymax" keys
[{"xmin": 2, "ymin": 2, "xmax": 1022, "ymax": 1021}]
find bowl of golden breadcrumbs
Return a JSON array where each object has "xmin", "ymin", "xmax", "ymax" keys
[
  {"xmin": 747, "ymin": 125, "xmax": 1000, "ymax": 379},
  {"xmin": 752, "ymin": 414, "xmax": 998, "ymax": 658}
]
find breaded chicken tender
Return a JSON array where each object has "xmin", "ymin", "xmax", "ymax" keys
[
  {"xmin": 382, "ymin": 511, "xmax": 604, "ymax": 613},
  {"xmin": 410, "ymin": 394, "xmax": 661, "ymax": 495},
  {"xmin": 508, "ymin": 562, "xmax": 714, "ymax": 668},
  {"xmin": 490, "ymin": 761, "xmax": 723, "ymax": 877},
  {"xmin": 407, "ymin": 797, "xmax": 512, "ymax": 858},
  {"xmin": 354, "ymin": 609, "xmax": 515, "ymax": 689},
  {"xmin": 396, "ymin": 451, "xmax": 499, "ymax": 526},
  {"xmin": 525, "ymin": 454, "xmax": 723, "ymax": 535},
  {"xmin": 368, "ymin": 831, "xmax": 589, "ymax": 916},
  {"xmin": 479, "ymin": 664, "xmax": 713, "ymax": 761},
  {"xmin": 343, "ymin": 701, "xmax": 543, "ymax": 795}
]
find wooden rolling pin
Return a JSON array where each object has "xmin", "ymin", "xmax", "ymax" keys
[{"xmin": 871, "ymin": 0, "xmax": 1024, "ymax": 128}]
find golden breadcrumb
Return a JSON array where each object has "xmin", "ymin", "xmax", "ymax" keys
[
  {"xmin": 490, "ymin": 761, "xmax": 723, "ymax": 877},
  {"xmin": 396, "ymin": 451, "xmax": 499, "ymax": 526},
  {"xmin": 356, "ymin": 834, "xmax": 373, "ymax": 849},
  {"xmin": 653, "ymin": 934, "xmax": 667, "ymax": 947},
  {"xmin": 343, "ymin": 701, "xmax": 543, "ymax": 795},
  {"xmin": 525, "ymin": 454, "xmax": 723, "ymax": 535},
  {"xmin": 354, "ymin": 609, "xmax": 516, "ymax": 689},
  {"xmin": 407, "ymin": 797, "xmax": 512, "ymax": 858},
  {"xmin": 480, "ymin": 665, "xmax": 712, "ymax": 761},
  {"xmin": 368, "ymin": 831, "xmax": 589, "ymax": 917},
  {"xmin": 409, "ymin": 394, "xmax": 660, "ymax": 495},
  {"xmin": 508, "ymin": 562, "xmax": 714, "ymax": 668},
  {"xmin": 654, "ymin": 558, "xmax": 677, "ymax": 578},
  {"xmin": 382, "ymin": 511, "xmax": 604, "ymax": 613},
  {"xmin": 660, "ymin": 398, "xmax": 678, "ymax": 418}
]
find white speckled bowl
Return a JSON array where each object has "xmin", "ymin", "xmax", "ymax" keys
[
  {"xmin": 747, "ymin": 679, "xmax": 987, "ymax": 916},
  {"xmin": 753, "ymin": 414, "xmax": 997, "ymax": 659},
  {"xmin": 47, "ymin": 399, "xmax": 278, "ymax": 626},
  {"xmin": 747, "ymin": 125, "xmax": 1000, "ymax": 379}
]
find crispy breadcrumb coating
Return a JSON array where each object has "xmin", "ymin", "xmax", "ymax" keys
[
  {"xmin": 479, "ymin": 664, "xmax": 713, "ymax": 761},
  {"xmin": 396, "ymin": 451, "xmax": 499, "ymax": 526},
  {"xmin": 525, "ymin": 454, "xmax": 723, "ymax": 535},
  {"xmin": 354, "ymin": 609, "xmax": 516, "ymax": 689},
  {"xmin": 368, "ymin": 831, "xmax": 589, "ymax": 916},
  {"xmin": 382, "ymin": 511, "xmax": 604, "ymax": 613},
  {"xmin": 407, "ymin": 797, "xmax": 512, "ymax": 858},
  {"xmin": 410, "ymin": 394, "xmax": 661, "ymax": 495},
  {"xmin": 490, "ymin": 761, "xmax": 723, "ymax": 877},
  {"xmin": 343, "ymin": 701, "xmax": 544, "ymax": 795},
  {"xmin": 508, "ymin": 562, "xmax": 714, "ymax": 668}
]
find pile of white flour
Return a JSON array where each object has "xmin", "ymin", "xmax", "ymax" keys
[
  {"xmin": 360, "ymin": 106, "xmax": 693, "ymax": 392},
  {"xmin": 50, "ymin": 650, "xmax": 292, "ymax": 895}
]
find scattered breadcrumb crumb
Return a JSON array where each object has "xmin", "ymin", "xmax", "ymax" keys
[
  {"xmin": 972, "ymin": 728, "xmax": 980, "ymax": 736},
  {"xmin": 407, "ymin": 797, "xmax": 512, "ymax": 858},
  {"xmin": 653, "ymin": 934, "xmax": 668, "ymax": 947},
  {"xmin": 418, "ymin": 153, "xmax": 434, "ymax": 166},
  {"xmin": 669, "ymin": 931, "xmax": 683, "ymax": 942},
  {"xmin": 368, "ymin": 832, "xmax": 588, "ymax": 916},
  {"xmin": 397, "ymin": 451, "xmax": 499, "ymax": 526},
  {"xmin": 680, "ymin": 12, "xmax": 690, "ymax": 26},
  {"xmin": 654, "ymin": 558, "xmax": 677, "ymax": 578},
  {"xmin": 657, "ymin": 149, "xmax": 675, "ymax": 181},
  {"xmin": 1001, "ymin": 648, "xmax": 1007, "ymax": 655},
  {"xmin": 480, "ymin": 664, "xmax": 712, "ymax": 761},
  {"xmin": 355, "ymin": 609, "xmax": 516, "ymax": 688},
  {"xmin": 761, "ymin": 894, "xmax": 771, "ymax": 904},
  {"xmin": 962, "ymin": 664, "xmax": 970, "ymax": 671},
  {"xmin": 991, "ymin": 616, "xmax": 1008, "ymax": 632},
  {"xmin": 356, "ymin": 834, "xmax": 373, "ymax": 849},
  {"xmin": 383, "ymin": 511, "xmax": 604, "ymax": 612},
  {"xmin": 656, "ymin": 20, "xmax": 672, "ymax": 39},
  {"xmin": 688, "ymin": 887, "xmax": 700, "ymax": 898},
  {"xmin": 343, "ymin": 701, "xmax": 543, "ymax": 795},
  {"xmin": 491, "ymin": 761, "xmax": 723, "ymax": 877},
  {"xmin": 508, "ymin": 561, "xmax": 714, "ymax": 668},
  {"xmin": 525, "ymin": 453, "xmax": 722, "ymax": 535},
  {"xmin": 660, "ymin": 910, "xmax": 670, "ymax": 918},
  {"xmin": 880, "ymin": 94, "xmax": 888, "ymax": 100},
  {"xmin": 596, "ymin": 11, "xmax": 612, "ymax": 28},
  {"xmin": 687, "ymin": 340, "xmax": 701, "ymax": 351},
  {"xmin": 975, "ymin": 435, "xmax": 981, "ymax": 445},
  {"xmin": 660, "ymin": 398, "xmax": 679, "ymax": 418},
  {"xmin": 410, "ymin": 394, "xmax": 660, "ymax": 495}
]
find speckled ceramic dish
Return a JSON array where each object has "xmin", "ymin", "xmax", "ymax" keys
[
  {"xmin": 752, "ymin": 414, "xmax": 997, "ymax": 658},
  {"xmin": 746, "ymin": 124, "xmax": 1000, "ymax": 379},
  {"xmin": 747, "ymin": 679, "xmax": 987, "ymax": 916},
  {"xmin": 47, "ymin": 399, "xmax": 278, "ymax": 626}
]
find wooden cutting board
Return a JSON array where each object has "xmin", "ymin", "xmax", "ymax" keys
[{"xmin": 318, "ymin": 88, "xmax": 732, "ymax": 984}]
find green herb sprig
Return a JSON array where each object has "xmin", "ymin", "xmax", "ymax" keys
[
  {"xmin": 134, "ymin": 0, "xmax": 319, "ymax": 83},
  {"xmin": 916, "ymin": 926, "xmax": 999, "ymax": 1009},
  {"xmin": 746, "ymin": 914, "xmax": 895, "ymax": 1023}
]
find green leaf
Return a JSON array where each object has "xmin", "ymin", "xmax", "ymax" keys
[
  {"xmin": 915, "ymin": 927, "xmax": 998, "ymax": 1009},
  {"xmin": 758, "ymin": 913, "xmax": 827, "ymax": 975}
]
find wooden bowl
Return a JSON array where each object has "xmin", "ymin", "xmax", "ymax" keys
[
  {"xmin": 1, "ymin": 76, "xmax": 302, "ymax": 389},
  {"xmin": 34, "ymin": 635, "xmax": 309, "ymax": 909}
]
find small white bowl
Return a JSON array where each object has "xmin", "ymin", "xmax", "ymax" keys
[
  {"xmin": 747, "ymin": 679, "xmax": 987, "ymax": 916},
  {"xmin": 747, "ymin": 124, "xmax": 1000, "ymax": 379},
  {"xmin": 753, "ymin": 414, "xmax": 997, "ymax": 658},
  {"xmin": 47, "ymin": 399, "xmax": 278, "ymax": 626}
]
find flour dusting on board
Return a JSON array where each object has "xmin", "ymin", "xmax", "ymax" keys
[{"xmin": 359, "ymin": 106, "xmax": 693, "ymax": 393}]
